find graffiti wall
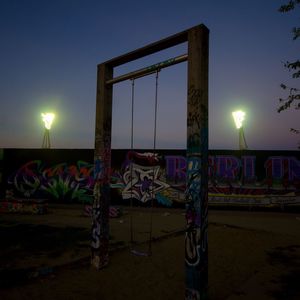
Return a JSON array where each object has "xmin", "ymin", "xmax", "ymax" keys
[
  {"xmin": 2, "ymin": 149, "xmax": 94, "ymax": 203},
  {"xmin": 1, "ymin": 149, "xmax": 299, "ymax": 207}
]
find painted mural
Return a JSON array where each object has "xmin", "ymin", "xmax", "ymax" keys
[
  {"xmin": 7, "ymin": 159, "xmax": 94, "ymax": 202},
  {"xmin": 1, "ymin": 149, "xmax": 300, "ymax": 207}
]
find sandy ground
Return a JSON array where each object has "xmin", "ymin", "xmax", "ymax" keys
[{"xmin": 0, "ymin": 205, "xmax": 300, "ymax": 300}]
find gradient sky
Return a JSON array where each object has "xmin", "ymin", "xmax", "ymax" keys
[{"xmin": 0, "ymin": 0, "xmax": 299, "ymax": 150}]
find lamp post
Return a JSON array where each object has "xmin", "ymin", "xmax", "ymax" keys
[
  {"xmin": 232, "ymin": 110, "xmax": 248, "ymax": 150},
  {"xmin": 41, "ymin": 112, "xmax": 55, "ymax": 148}
]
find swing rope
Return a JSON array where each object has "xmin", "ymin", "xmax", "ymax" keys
[
  {"xmin": 129, "ymin": 70, "xmax": 160, "ymax": 256},
  {"xmin": 130, "ymin": 78, "xmax": 135, "ymax": 246},
  {"xmin": 148, "ymin": 69, "xmax": 160, "ymax": 255}
]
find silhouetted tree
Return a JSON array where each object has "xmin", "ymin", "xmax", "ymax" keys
[{"xmin": 278, "ymin": 0, "xmax": 300, "ymax": 147}]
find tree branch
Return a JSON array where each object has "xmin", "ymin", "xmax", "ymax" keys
[
  {"xmin": 278, "ymin": 84, "xmax": 300, "ymax": 112},
  {"xmin": 279, "ymin": 0, "xmax": 300, "ymax": 12}
]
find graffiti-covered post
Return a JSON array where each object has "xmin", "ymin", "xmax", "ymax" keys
[
  {"xmin": 91, "ymin": 63, "xmax": 113, "ymax": 269},
  {"xmin": 185, "ymin": 25, "xmax": 209, "ymax": 299}
]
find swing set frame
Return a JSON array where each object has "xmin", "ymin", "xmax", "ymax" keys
[{"xmin": 92, "ymin": 24, "xmax": 209, "ymax": 299}]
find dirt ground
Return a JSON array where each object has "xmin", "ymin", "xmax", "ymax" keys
[{"xmin": 0, "ymin": 204, "xmax": 300, "ymax": 300}]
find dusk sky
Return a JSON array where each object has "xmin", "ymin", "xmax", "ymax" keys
[{"xmin": 0, "ymin": 0, "xmax": 299, "ymax": 150}]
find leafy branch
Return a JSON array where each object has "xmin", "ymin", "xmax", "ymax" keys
[
  {"xmin": 278, "ymin": 1, "xmax": 300, "ymax": 148},
  {"xmin": 279, "ymin": 0, "xmax": 300, "ymax": 13},
  {"xmin": 278, "ymin": 84, "xmax": 300, "ymax": 112}
]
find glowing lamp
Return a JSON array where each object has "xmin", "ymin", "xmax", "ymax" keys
[
  {"xmin": 41, "ymin": 112, "xmax": 55, "ymax": 148},
  {"xmin": 232, "ymin": 110, "xmax": 245, "ymax": 129},
  {"xmin": 41, "ymin": 113, "xmax": 55, "ymax": 130},
  {"xmin": 232, "ymin": 110, "xmax": 248, "ymax": 150}
]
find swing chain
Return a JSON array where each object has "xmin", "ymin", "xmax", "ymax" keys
[{"xmin": 129, "ymin": 70, "xmax": 160, "ymax": 256}]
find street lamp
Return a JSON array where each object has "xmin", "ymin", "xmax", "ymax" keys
[
  {"xmin": 41, "ymin": 112, "xmax": 55, "ymax": 148},
  {"xmin": 232, "ymin": 110, "xmax": 248, "ymax": 150}
]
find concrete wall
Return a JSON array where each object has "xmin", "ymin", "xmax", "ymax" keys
[{"xmin": 1, "ymin": 149, "xmax": 299, "ymax": 207}]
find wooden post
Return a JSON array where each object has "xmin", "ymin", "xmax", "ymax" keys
[
  {"xmin": 185, "ymin": 25, "xmax": 209, "ymax": 299},
  {"xmin": 91, "ymin": 63, "xmax": 113, "ymax": 269}
]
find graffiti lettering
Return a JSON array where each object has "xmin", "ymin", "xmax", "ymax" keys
[
  {"xmin": 215, "ymin": 155, "xmax": 240, "ymax": 180},
  {"xmin": 4, "ymin": 151, "xmax": 300, "ymax": 207},
  {"xmin": 242, "ymin": 156, "xmax": 256, "ymax": 181},
  {"xmin": 265, "ymin": 156, "xmax": 300, "ymax": 183},
  {"xmin": 165, "ymin": 155, "xmax": 186, "ymax": 182},
  {"xmin": 91, "ymin": 203, "xmax": 101, "ymax": 249}
]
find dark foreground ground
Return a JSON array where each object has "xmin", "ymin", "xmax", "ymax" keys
[{"xmin": 0, "ymin": 205, "xmax": 300, "ymax": 300}]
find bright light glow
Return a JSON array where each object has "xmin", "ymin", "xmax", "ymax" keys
[
  {"xmin": 41, "ymin": 113, "xmax": 55, "ymax": 130},
  {"xmin": 232, "ymin": 110, "xmax": 245, "ymax": 129}
]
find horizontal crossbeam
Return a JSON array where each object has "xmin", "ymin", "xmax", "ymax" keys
[{"xmin": 106, "ymin": 54, "xmax": 187, "ymax": 85}]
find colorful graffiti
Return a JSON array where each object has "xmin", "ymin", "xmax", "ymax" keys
[
  {"xmin": 84, "ymin": 204, "xmax": 122, "ymax": 218},
  {"xmin": 7, "ymin": 160, "xmax": 94, "ymax": 203},
  {"xmin": 2, "ymin": 150, "xmax": 300, "ymax": 207},
  {"xmin": 122, "ymin": 163, "xmax": 169, "ymax": 203},
  {"xmin": 0, "ymin": 199, "xmax": 48, "ymax": 214},
  {"xmin": 113, "ymin": 151, "xmax": 170, "ymax": 204},
  {"xmin": 185, "ymin": 80, "xmax": 209, "ymax": 299},
  {"xmin": 165, "ymin": 155, "xmax": 300, "ymax": 186},
  {"xmin": 91, "ymin": 102, "xmax": 112, "ymax": 269}
]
